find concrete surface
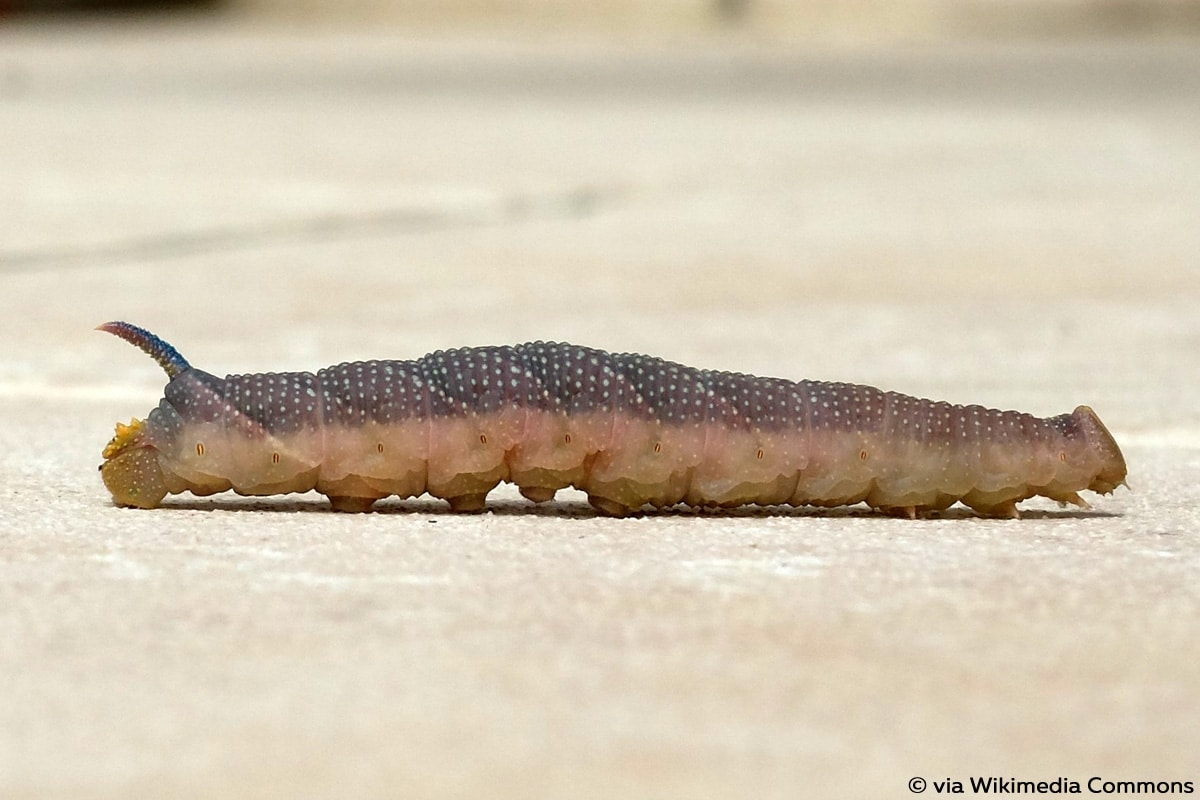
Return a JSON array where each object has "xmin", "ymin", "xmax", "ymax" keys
[{"xmin": 1, "ymin": 19, "xmax": 1198, "ymax": 799}]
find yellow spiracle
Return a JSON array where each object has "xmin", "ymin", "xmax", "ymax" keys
[{"xmin": 102, "ymin": 418, "xmax": 145, "ymax": 459}]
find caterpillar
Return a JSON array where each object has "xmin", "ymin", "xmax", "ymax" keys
[{"xmin": 97, "ymin": 321, "xmax": 1126, "ymax": 518}]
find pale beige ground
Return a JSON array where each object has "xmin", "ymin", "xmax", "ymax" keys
[
  {"xmin": 1, "ymin": 18, "xmax": 1198, "ymax": 799},
  {"xmin": 233, "ymin": 0, "xmax": 1200, "ymax": 41}
]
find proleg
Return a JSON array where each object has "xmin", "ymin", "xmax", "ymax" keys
[{"xmin": 97, "ymin": 322, "xmax": 1127, "ymax": 518}]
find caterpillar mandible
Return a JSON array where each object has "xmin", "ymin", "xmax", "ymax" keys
[{"xmin": 97, "ymin": 322, "xmax": 1126, "ymax": 518}]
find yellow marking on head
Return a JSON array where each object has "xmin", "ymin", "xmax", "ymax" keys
[
  {"xmin": 102, "ymin": 418, "xmax": 146, "ymax": 460},
  {"xmin": 196, "ymin": 442, "xmax": 205, "ymax": 457}
]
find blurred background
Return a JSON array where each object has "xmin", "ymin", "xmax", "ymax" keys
[{"xmin": 3, "ymin": 0, "xmax": 1200, "ymax": 36}]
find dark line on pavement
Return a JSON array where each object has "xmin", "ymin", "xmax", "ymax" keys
[{"xmin": 0, "ymin": 185, "xmax": 617, "ymax": 272}]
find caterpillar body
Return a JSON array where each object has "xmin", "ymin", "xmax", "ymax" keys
[{"xmin": 98, "ymin": 322, "xmax": 1126, "ymax": 518}]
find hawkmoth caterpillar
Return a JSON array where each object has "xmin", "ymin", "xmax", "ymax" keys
[{"xmin": 98, "ymin": 322, "xmax": 1126, "ymax": 518}]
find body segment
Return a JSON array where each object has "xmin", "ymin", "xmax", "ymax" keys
[{"xmin": 99, "ymin": 322, "xmax": 1127, "ymax": 517}]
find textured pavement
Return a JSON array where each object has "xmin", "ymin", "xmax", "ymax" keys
[{"xmin": 1, "ymin": 19, "xmax": 1198, "ymax": 798}]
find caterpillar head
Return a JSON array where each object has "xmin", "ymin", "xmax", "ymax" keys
[{"xmin": 100, "ymin": 417, "xmax": 169, "ymax": 508}]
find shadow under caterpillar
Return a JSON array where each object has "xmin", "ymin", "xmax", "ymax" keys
[{"xmin": 98, "ymin": 322, "xmax": 1127, "ymax": 518}]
